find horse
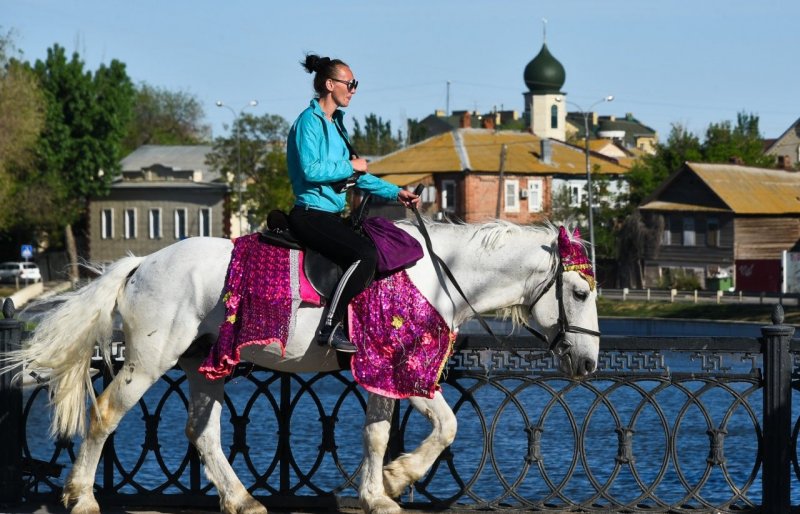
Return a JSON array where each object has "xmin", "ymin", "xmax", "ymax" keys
[{"xmin": 6, "ymin": 218, "xmax": 599, "ymax": 514}]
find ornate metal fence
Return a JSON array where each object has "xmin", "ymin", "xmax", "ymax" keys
[{"xmin": 0, "ymin": 300, "xmax": 797, "ymax": 513}]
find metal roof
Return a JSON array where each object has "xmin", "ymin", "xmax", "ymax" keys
[
  {"xmin": 369, "ymin": 129, "xmax": 629, "ymax": 177},
  {"xmin": 119, "ymin": 145, "xmax": 221, "ymax": 182},
  {"xmin": 641, "ymin": 162, "xmax": 800, "ymax": 215}
]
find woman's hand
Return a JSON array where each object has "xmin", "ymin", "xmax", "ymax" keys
[
  {"xmin": 398, "ymin": 189, "xmax": 420, "ymax": 208},
  {"xmin": 350, "ymin": 157, "xmax": 369, "ymax": 172}
]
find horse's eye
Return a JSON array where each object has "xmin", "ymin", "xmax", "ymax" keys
[{"xmin": 573, "ymin": 290, "xmax": 589, "ymax": 301}]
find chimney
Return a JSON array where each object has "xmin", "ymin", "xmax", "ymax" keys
[
  {"xmin": 460, "ymin": 111, "xmax": 471, "ymax": 129},
  {"xmin": 540, "ymin": 139, "xmax": 553, "ymax": 165},
  {"xmin": 482, "ymin": 115, "xmax": 495, "ymax": 130}
]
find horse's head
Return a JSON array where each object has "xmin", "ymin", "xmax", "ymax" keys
[{"xmin": 525, "ymin": 226, "xmax": 600, "ymax": 377}]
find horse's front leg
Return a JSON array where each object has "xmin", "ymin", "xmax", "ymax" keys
[
  {"xmin": 180, "ymin": 358, "xmax": 267, "ymax": 514},
  {"xmin": 360, "ymin": 393, "xmax": 401, "ymax": 514},
  {"xmin": 382, "ymin": 391, "xmax": 457, "ymax": 498}
]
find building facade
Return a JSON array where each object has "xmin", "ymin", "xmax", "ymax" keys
[
  {"xmin": 639, "ymin": 162, "xmax": 800, "ymax": 292},
  {"xmin": 88, "ymin": 145, "xmax": 230, "ymax": 262}
]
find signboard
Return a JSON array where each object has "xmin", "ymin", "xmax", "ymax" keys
[
  {"xmin": 735, "ymin": 259, "xmax": 781, "ymax": 293},
  {"xmin": 783, "ymin": 251, "xmax": 800, "ymax": 294},
  {"xmin": 21, "ymin": 244, "xmax": 33, "ymax": 260}
]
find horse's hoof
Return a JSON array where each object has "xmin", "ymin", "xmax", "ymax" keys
[
  {"xmin": 361, "ymin": 496, "xmax": 402, "ymax": 514},
  {"xmin": 221, "ymin": 489, "xmax": 268, "ymax": 514},
  {"xmin": 383, "ymin": 458, "xmax": 418, "ymax": 498},
  {"xmin": 68, "ymin": 497, "xmax": 101, "ymax": 514}
]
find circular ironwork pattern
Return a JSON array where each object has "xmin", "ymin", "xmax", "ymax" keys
[{"xmin": 16, "ymin": 346, "xmax": 770, "ymax": 512}]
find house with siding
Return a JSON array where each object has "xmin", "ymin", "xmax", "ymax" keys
[
  {"xmin": 88, "ymin": 145, "xmax": 230, "ymax": 263},
  {"xmin": 765, "ymin": 117, "xmax": 800, "ymax": 170},
  {"xmin": 639, "ymin": 162, "xmax": 800, "ymax": 292}
]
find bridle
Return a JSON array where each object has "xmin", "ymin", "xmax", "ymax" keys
[
  {"xmin": 522, "ymin": 257, "xmax": 602, "ymax": 355},
  {"xmin": 410, "ymin": 204, "xmax": 599, "ymax": 357}
]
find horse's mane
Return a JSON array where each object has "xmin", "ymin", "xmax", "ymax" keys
[{"xmin": 400, "ymin": 217, "xmax": 564, "ymax": 328}]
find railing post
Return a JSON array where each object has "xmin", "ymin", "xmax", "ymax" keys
[
  {"xmin": 0, "ymin": 298, "xmax": 24, "ymax": 504},
  {"xmin": 762, "ymin": 304, "xmax": 795, "ymax": 513}
]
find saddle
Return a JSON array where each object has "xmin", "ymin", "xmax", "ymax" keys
[
  {"xmin": 260, "ymin": 210, "xmax": 343, "ymax": 301},
  {"xmin": 260, "ymin": 192, "xmax": 376, "ymax": 300}
]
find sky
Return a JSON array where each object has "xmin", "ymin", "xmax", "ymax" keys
[{"xmin": 5, "ymin": 0, "xmax": 799, "ymax": 144}]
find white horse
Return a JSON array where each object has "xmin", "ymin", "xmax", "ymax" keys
[{"xmin": 7, "ymin": 219, "xmax": 599, "ymax": 514}]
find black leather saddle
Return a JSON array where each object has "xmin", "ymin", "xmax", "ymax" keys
[{"xmin": 260, "ymin": 210, "xmax": 342, "ymax": 300}]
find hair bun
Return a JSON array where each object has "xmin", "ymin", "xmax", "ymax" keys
[{"xmin": 302, "ymin": 54, "xmax": 331, "ymax": 74}]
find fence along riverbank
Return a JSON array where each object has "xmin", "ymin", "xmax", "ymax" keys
[{"xmin": 1, "ymin": 297, "xmax": 799, "ymax": 512}]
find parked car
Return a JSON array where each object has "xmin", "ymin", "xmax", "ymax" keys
[{"xmin": 0, "ymin": 261, "xmax": 42, "ymax": 283}]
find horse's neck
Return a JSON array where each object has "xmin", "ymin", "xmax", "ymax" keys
[{"xmin": 408, "ymin": 222, "xmax": 553, "ymax": 328}]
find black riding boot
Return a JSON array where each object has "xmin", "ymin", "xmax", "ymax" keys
[{"xmin": 317, "ymin": 261, "xmax": 362, "ymax": 353}]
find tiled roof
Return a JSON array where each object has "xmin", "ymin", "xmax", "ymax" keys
[
  {"xmin": 642, "ymin": 162, "xmax": 800, "ymax": 215},
  {"xmin": 369, "ymin": 129, "xmax": 629, "ymax": 177}
]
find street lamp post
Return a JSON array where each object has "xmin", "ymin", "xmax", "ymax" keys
[
  {"xmin": 216, "ymin": 100, "xmax": 258, "ymax": 236},
  {"xmin": 558, "ymin": 95, "xmax": 614, "ymax": 275}
]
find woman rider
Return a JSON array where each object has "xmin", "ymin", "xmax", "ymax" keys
[{"xmin": 287, "ymin": 54, "xmax": 419, "ymax": 353}]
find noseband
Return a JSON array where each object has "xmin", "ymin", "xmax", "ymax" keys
[{"xmin": 523, "ymin": 258, "xmax": 601, "ymax": 355}]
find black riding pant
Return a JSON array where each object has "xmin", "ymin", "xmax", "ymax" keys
[{"xmin": 288, "ymin": 205, "xmax": 377, "ymax": 326}]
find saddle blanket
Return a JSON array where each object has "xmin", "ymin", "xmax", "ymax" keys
[{"xmin": 199, "ymin": 233, "xmax": 455, "ymax": 399}]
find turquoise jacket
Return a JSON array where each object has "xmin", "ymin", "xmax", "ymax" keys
[{"xmin": 287, "ymin": 99, "xmax": 401, "ymax": 213}]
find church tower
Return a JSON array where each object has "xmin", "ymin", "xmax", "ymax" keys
[{"xmin": 523, "ymin": 33, "xmax": 567, "ymax": 141}]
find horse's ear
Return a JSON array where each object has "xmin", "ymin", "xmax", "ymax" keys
[{"xmin": 572, "ymin": 227, "xmax": 582, "ymax": 240}]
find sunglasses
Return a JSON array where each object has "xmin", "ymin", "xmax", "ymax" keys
[{"xmin": 330, "ymin": 78, "xmax": 359, "ymax": 92}]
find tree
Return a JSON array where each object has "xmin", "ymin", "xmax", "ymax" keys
[
  {"xmin": 0, "ymin": 29, "xmax": 45, "ymax": 231},
  {"xmin": 206, "ymin": 113, "xmax": 292, "ymax": 227},
  {"xmin": 350, "ymin": 114, "xmax": 403, "ymax": 156},
  {"xmin": 122, "ymin": 83, "xmax": 209, "ymax": 153},
  {"xmin": 16, "ymin": 44, "xmax": 134, "ymax": 279}
]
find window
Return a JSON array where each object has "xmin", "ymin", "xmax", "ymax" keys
[
  {"xmin": 550, "ymin": 104, "xmax": 558, "ymax": 129},
  {"xmin": 441, "ymin": 180, "xmax": 457, "ymax": 213},
  {"xmin": 174, "ymin": 208, "xmax": 188, "ymax": 240},
  {"xmin": 101, "ymin": 209, "xmax": 113, "ymax": 239},
  {"xmin": 199, "ymin": 208, "xmax": 212, "ymax": 237},
  {"xmin": 569, "ymin": 184, "xmax": 582, "ymax": 207},
  {"xmin": 149, "ymin": 209, "xmax": 162, "ymax": 239},
  {"xmin": 707, "ymin": 218, "xmax": 719, "ymax": 247},
  {"xmin": 661, "ymin": 216, "xmax": 671, "ymax": 245},
  {"xmin": 420, "ymin": 186, "xmax": 436, "ymax": 203},
  {"xmin": 528, "ymin": 179, "xmax": 543, "ymax": 213},
  {"xmin": 124, "ymin": 208, "xmax": 137, "ymax": 239},
  {"xmin": 504, "ymin": 179, "xmax": 519, "ymax": 213},
  {"xmin": 682, "ymin": 217, "xmax": 695, "ymax": 246}
]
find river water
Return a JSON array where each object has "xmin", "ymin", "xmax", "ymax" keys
[{"xmin": 19, "ymin": 318, "xmax": 796, "ymax": 508}]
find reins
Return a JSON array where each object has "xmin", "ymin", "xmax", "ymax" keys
[{"xmin": 409, "ymin": 195, "xmax": 600, "ymax": 358}]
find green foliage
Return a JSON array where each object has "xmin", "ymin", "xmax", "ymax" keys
[
  {"xmin": 657, "ymin": 268, "xmax": 701, "ymax": 290},
  {"xmin": 206, "ymin": 112, "xmax": 293, "ymax": 225},
  {"xmin": 0, "ymin": 30, "xmax": 45, "ymax": 230},
  {"xmin": 350, "ymin": 114, "xmax": 403, "ymax": 156},
  {"xmin": 406, "ymin": 118, "xmax": 428, "ymax": 145},
  {"xmin": 12, "ymin": 44, "xmax": 135, "ymax": 232},
  {"xmin": 122, "ymin": 83, "xmax": 208, "ymax": 153}
]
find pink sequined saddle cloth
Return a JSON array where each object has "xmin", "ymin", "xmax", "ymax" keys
[{"xmin": 200, "ymin": 233, "xmax": 455, "ymax": 399}]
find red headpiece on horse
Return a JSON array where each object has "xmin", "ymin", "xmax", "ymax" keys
[{"xmin": 557, "ymin": 226, "xmax": 595, "ymax": 291}]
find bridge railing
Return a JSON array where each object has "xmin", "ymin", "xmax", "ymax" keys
[{"xmin": 0, "ymin": 299, "xmax": 797, "ymax": 513}]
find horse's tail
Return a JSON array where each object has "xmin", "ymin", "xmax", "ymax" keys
[{"xmin": 5, "ymin": 255, "xmax": 144, "ymax": 439}]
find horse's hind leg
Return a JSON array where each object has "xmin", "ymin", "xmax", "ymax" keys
[
  {"xmin": 62, "ymin": 360, "xmax": 168, "ymax": 514},
  {"xmin": 360, "ymin": 393, "xmax": 402, "ymax": 514},
  {"xmin": 180, "ymin": 357, "xmax": 267, "ymax": 514},
  {"xmin": 382, "ymin": 391, "xmax": 457, "ymax": 498}
]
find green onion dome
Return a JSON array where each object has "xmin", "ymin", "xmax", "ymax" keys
[{"xmin": 523, "ymin": 43, "xmax": 566, "ymax": 93}]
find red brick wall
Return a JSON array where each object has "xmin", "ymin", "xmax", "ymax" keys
[{"xmin": 462, "ymin": 174, "xmax": 552, "ymax": 223}]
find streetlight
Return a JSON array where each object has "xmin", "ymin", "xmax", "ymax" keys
[
  {"xmin": 556, "ymin": 95, "xmax": 614, "ymax": 275},
  {"xmin": 216, "ymin": 99, "xmax": 258, "ymax": 236}
]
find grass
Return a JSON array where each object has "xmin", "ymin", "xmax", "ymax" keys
[{"xmin": 597, "ymin": 296, "xmax": 800, "ymax": 324}]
